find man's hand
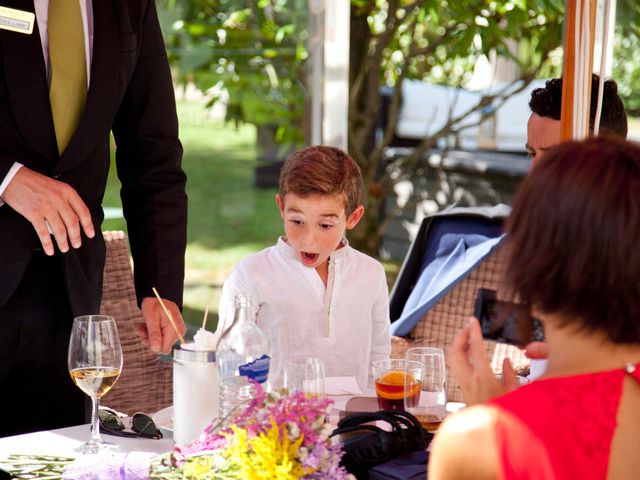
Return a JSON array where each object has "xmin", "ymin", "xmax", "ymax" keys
[
  {"xmin": 448, "ymin": 317, "xmax": 519, "ymax": 405},
  {"xmin": 138, "ymin": 297, "xmax": 186, "ymax": 354},
  {"xmin": 1, "ymin": 167, "xmax": 94, "ymax": 255}
]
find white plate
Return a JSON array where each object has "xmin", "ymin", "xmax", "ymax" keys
[{"xmin": 152, "ymin": 406, "xmax": 174, "ymax": 433}]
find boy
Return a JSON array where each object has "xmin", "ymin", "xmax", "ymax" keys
[{"xmin": 216, "ymin": 145, "xmax": 391, "ymax": 389}]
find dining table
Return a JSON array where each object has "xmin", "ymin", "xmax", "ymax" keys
[
  {"xmin": 0, "ymin": 383, "xmax": 464, "ymax": 479},
  {"xmin": 0, "ymin": 424, "xmax": 172, "ymax": 460},
  {"xmin": 0, "ymin": 392, "xmax": 369, "ymax": 461}
]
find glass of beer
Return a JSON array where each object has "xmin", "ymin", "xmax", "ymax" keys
[
  {"xmin": 372, "ymin": 359, "xmax": 423, "ymax": 410},
  {"xmin": 404, "ymin": 347, "xmax": 447, "ymax": 431}
]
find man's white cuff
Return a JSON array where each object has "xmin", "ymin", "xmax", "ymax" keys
[{"xmin": 0, "ymin": 162, "xmax": 24, "ymax": 207}]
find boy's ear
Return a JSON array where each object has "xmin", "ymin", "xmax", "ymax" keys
[
  {"xmin": 276, "ymin": 194, "xmax": 285, "ymax": 219},
  {"xmin": 346, "ymin": 205, "xmax": 365, "ymax": 229}
]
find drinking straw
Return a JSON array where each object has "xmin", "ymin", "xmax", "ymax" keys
[
  {"xmin": 201, "ymin": 306, "xmax": 209, "ymax": 330},
  {"xmin": 151, "ymin": 287, "xmax": 185, "ymax": 344}
]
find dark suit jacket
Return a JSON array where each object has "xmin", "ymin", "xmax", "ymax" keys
[{"xmin": 0, "ymin": 0, "xmax": 187, "ymax": 315}]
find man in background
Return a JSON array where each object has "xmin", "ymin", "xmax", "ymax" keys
[
  {"xmin": 523, "ymin": 73, "xmax": 628, "ymax": 371},
  {"xmin": 526, "ymin": 73, "xmax": 628, "ymax": 165}
]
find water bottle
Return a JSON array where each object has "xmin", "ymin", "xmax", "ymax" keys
[{"xmin": 217, "ymin": 293, "xmax": 270, "ymax": 422}]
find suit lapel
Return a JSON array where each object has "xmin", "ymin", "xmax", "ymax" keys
[
  {"xmin": 1, "ymin": 0, "xmax": 57, "ymax": 167},
  {"xmin": 58, "ymin": 0, "xmax": 120, "ymax": 171}
]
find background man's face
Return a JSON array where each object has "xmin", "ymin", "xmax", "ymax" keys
[{"xmin": 526, "ymin": 114, "xmax": 562, "ymax": 166}]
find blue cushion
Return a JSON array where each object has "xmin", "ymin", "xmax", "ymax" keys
[{"xmin": 390, "ymin": 234, "xmax": 506, "ymax": 336}]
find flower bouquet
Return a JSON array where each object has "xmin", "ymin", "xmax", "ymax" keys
[
  {"xmin": 150, "ymin": 383, "xmax": 353, "ymax": 480},
  {"xmin": 0, "ymin": 383, "xmax": 353, "ymax": 480}
]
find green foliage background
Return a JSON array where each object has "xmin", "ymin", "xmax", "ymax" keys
[{"xmin": 158, "ymin": 0, "xmax": 308, "ymax": 147}]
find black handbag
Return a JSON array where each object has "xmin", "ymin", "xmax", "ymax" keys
[{"xmin": 330, "ymin": 409, "xmax": 433, "ymax": 479}]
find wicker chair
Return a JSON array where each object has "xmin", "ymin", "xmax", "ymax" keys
[
  {"xmin": 99, "ymin": 231, "xmax": 173, "ymax": 415},
  {"xmin": 389, "ymin": 207, "xmax": 529, "ymax": 403}
]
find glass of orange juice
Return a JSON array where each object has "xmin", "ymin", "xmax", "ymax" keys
[{"xmin": 372, "ymin": 359, "xmax": 423, "ymax": 410}]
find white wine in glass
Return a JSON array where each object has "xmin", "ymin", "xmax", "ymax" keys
[{"xmin": 68, "ymin": 315, "xmax": 123, "ymax": 454}]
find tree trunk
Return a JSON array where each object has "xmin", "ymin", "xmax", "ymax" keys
[
  {"xmin": 348, "ymin": 184, "xmax": 384, "ymax": 256},
  {"xmin": 347, "ymin": 3, "xmax": 384, "ymax": 256}
]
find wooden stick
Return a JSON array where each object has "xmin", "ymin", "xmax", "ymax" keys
[
  {"xmin": 151, "ymin": 287, "xmax": 185, "ymax": 344},
  {"xmin": 201, "ymin": 306, "xmax": 209, "ymax": 330}
]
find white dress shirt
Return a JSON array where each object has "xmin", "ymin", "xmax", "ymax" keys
[{"xmin": 217, "ymin": 237, "xmax": 392, "ymax": 390}]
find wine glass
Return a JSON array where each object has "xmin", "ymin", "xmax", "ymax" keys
[{"xmin": 68, "ymin": 315, "xmax": 123, "ymax": 454}]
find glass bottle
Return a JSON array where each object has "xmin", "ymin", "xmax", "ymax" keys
[{"xmin": 216, "ymin": 293, "xmax": 270, "ymax": 422}]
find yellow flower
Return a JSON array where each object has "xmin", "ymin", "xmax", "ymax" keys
[
  {"xmin": 182, "ymin": 455, "xmax": 215, "ymax": 478},
  {"xmin": 222, "ymin": 417, "xmax": 316, "ymax": 480}
]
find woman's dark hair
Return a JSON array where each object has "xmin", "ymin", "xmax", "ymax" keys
[
  {"xmin": 506, "ymin": 137, "xmax": 640, "ymax": 343},
  {"xmin": 529, "ymin": 74, "xmax": 628, "ymax": 139}
]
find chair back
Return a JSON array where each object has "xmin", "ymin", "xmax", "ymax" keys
[
  {"xmin": 389, "ymin": 206, "xmax": 529, "ymax": 402},
  {"xmin": 99, "ymin": 231, "xmax": 173, "ymax": 415}
]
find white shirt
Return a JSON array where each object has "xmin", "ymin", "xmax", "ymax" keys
[
  {"xmin": 0, "ymin": 0, "xmax": 93, "ymax": 204},
  {"xmin": 217, "ymin": 237, "xmax": 392, "ymax": 390}
]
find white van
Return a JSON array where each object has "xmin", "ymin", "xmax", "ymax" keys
[{"xmin": 394, "ymin": 79, "xmax": 547, "ymax": 152}]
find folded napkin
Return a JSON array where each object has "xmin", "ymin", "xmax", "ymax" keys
[
  {"xmin": 368, "ymin": 450, "xmax": 429, "ymax": 480},
  {"xmin": 325, "ymin": 376, "xmax": 363, "ymax": 395}
]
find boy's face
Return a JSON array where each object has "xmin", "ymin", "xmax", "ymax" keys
[{"xmin": 276, "ymin": 192, "xmax": 364, "ymax": 271}]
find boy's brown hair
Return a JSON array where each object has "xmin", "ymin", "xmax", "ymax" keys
[{"xmin": 279, "ymin": 145, "xmax": 363, "ymax": 214}]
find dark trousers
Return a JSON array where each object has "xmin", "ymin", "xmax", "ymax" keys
[{"xmin": 0, "ymin": 251, "xmax": 85, "ymax": 437}]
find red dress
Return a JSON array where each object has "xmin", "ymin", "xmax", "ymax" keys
[{"xmin": 489, "ymin": 363, "xmax": 640, "ymax": 479}]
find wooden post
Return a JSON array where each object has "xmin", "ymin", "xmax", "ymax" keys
[
  {"xmin": 307, "ymin": 0, "xmax": 350, "ymax": 150},
  {"xmin": 322, "ymin": 0, "xmax": 350, "ymax": 150},
  {"xmin": 308, "ymin": 0, "xmax": 325, "ymax": 146},
  {"xmin": 560, "ymin": 0, "xmax": 597, "ymax": 141}
]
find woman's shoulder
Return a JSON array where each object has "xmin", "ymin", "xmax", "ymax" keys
[{"xmin": 429, "ymin": 405, "xmax": 500, "ymax": 480}]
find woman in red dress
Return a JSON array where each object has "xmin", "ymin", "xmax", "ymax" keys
[{"xmin": 429, "ymin": 136, "xmax": 640, "ymax": 479}]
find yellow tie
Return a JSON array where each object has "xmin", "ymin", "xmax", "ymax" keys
[{"xmin": 48, "ymin": 0, "xmax": 87, "ymax": 155}]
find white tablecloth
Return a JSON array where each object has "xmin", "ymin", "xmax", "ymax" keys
[
  {"xmin": 0, "ymin": 424, "xmax": 172, "ymax": 459},
  {"xmin": 0, "ymin": 392, "xmax": 464, "ymax": 462}
]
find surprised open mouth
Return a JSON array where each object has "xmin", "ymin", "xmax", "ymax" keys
[{"xmin": 300, "ymin": 251, "xmax": 319, "ymax": 265}]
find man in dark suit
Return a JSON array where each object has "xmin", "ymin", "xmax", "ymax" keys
[{"xmin": 0, "ymin": 0, "xmax": 187, "ymax": 436}]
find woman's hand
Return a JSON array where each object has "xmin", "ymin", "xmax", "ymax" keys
[
  {"xmin": 448, "ymin": 317, "xmax": 519, "ymax": 405},
  {"xmin": 524, "ymin": 341, "xmax": 548, "ymax": 359}
]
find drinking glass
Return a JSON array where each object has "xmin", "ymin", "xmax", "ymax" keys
[
  {"xmin": 404, "ymin": 347, "xmax": 447, "ymax": 431},
  {"xmin": 372, "ymin": 359, "xmax": 423, "ymax": 410},
  {"xmin": 283, "ymin": 357, "xmax": 325, "ymax": 397},
  {"xmin": 68, "ymin": 315, "xmax": 123, "ymax": 454}
]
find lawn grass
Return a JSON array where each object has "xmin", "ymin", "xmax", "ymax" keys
[{"xmin": 102, "ymin": 99, "xmax": 282, "ymax": 330}]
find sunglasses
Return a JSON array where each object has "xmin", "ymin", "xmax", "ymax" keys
[{"xmin": 98, "ymin": 407, "xmax": 163, "ymax": 439}]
